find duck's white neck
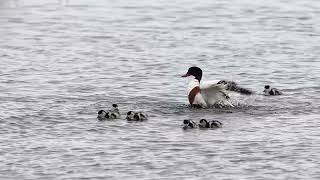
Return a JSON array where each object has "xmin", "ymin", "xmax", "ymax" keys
[
  {"xmin": 186, "ymin": 78, "xmax": 207, "ymax": 107},
  {"xmin": 187, "ymin": 78, "xmax": 200, "ymax": 93}
]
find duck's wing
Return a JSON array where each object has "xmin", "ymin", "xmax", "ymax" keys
[
  {"xmin": 217, "ymin": 80, "xmax": 253, "ymax": 95},
  {"xmin": 200, "ymin": 80, "xmax": 223, "ymax": 90},
  {"xmin": 200, "ymin": 81, "xmax": 234, "ymax": 107}
]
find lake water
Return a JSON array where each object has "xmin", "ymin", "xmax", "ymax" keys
[{"xmin": 0, "ymin": 0, "xmax": 320, "ymax": 179}]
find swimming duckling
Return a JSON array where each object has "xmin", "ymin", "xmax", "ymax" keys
[
  {"xmin": 97, "ymin": 104, "xmax": 120, "ymax": 120},
  {"xmin": 182, "ymin": 119, "xmax": 197, "ymax": 130},
  {"xmin": 97, "ymin": 110, "xmax": 118, "ymax": 119},
  {"xmin": 198, "ymin": 119, "xmax": 222, "ymax": 128},
  {"xmin": 126, "ymin": 111, "xmax": 148, "ymax": 121},
  {"xmin": 263, "ymin": 85, "xmax": 282, "ymax": 96},
  {"xmin": 111, "ymin": 104, "xmax": 119, "ymax": 112}
]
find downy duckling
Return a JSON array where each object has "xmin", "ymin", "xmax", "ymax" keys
[
  {"xmin": 97, "ymin": 104, "xmax": 120, "ymax": 120},
  {"xmin": 182, "ymin": 119, "xmax": 197, "ymax": 130},
  {"xmin": 126, "ymin": 111, "xmax": 148, "ymax": 121},
  {"xmin": 198, "ymin": 119, "xmax": 222, "ymax": 128},
  {"xmin": 263, "ymin": 85, "xmax": 282, "ymax": 96}
]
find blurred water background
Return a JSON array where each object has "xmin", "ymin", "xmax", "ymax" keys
[{"xmin": 0, "ymin": 0, "xmax": 319, "ymax": 179}]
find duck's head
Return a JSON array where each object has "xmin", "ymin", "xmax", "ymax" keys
[
  {"xmin": 112, "ymin": 104, "xmax": 119, "ymax": 112},
  {"xmin": 183, "ymin": 119, "xmax": 191, "ymax": 124},
  {"xmin": 199, "ymin": 119, "xmax": 209, "ymax": 128},
  {"xmin": 126, "ymin": 111, "xmax": 135, "ymax": 120},
  {"xmin": 182, "ymin": 119, "xmax": 195, "ymax": 129},
  {"xmin": 182, "ymin": 66, "xmax": 202, "ymax": 82},
  {"xmin": 263, "ymin": 85, "xmax": 270, "ymax": 93},
  {"xmin": 97, "ymin": 110, "xmax": 107, "ymax": 119}
]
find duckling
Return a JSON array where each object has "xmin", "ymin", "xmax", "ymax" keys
[
  {"xmin": 182, "ymin": 119, "xmax": 197, "ymax": 130},
  {"xmin": 263, "ymin": 85, "xmax": 282, "ymax": 96},
  {"xmin": 126, "ymin": 111, "xmax": 148, "ymax": 121},
  {"xmin": 210, "ymin": 120, "xmax": 223, "ymax": 128},
  {"xmin": 198, "ymin": 119, "xmax": 222, "ymax": 128},
  {"xmin": 111, "ymin": 104, "xmax": 119, "ymax": 112},
  {"xmin": 97, "ymin": 104, "xmax": 120, "ymax": 120}
]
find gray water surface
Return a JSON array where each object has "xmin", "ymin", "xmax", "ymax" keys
[{"xmin": 1, "ymin": 0, "xmax": 320, "ymax": 179}]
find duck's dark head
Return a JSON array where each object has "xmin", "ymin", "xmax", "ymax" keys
[
  {"xmin": 264, "ymin": 85, "xmax": 270, "ymax": 89},
  {"xmin": 126, "ymin": 111, "xmax": 135, "ymax": 120},
  {"xmin": 199, "ymin": 119, "xmax": 209, "ymax": 128},
  {"xmin": 112, "ymin": 104, "xmax": 118, "ymax": 108},
  {"xmin": 182, "ymin": 66, "xmax": 202, "ymax": 82},
  {"xmin": 182, "ymin": 120, "xmax": 195, "ymax": 129},
  {"xmin": 183, "ymin": 119, "xmax": 190, "ymax": 124},
  {"xmin": 97, "ymin": 110, "xmax": 105, "ymax": 115},
  {"xmin": 97, "ymin": 110, "xmax": 106, "ymax": 119}
]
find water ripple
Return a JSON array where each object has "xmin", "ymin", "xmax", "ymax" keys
[{"xmin": 0, "ymin": 0, "xmax": 320, "ymax": 179}]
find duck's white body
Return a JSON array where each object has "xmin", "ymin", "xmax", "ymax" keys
[
  {"xmin": 187, "ymin": 79, "xmax": 207, "ymax": 107},
  {"xmin": 187, "ymin": 78, "xmax": 234, "ymax": 107},
  {"xmin": 182, "ymin": 67, "xmax": 253, "ymax": 108}
]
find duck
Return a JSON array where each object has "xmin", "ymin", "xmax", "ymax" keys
[
  {"xmin": 198, "ymin": 119, "xmax": 223, "ymax": 128},
  {"xmin": 263, "ymin": 85, "xmax": 282, "ymax": 96},
  {"xmin": 182, "ymin": 119, "xmax": 197, "ymax": 130},
  {"xmin": 126, "ymin": 111, "xmax": 148, "ymax": 121},
  {"xmin": 181, "ymin": 66, "xmax": 253, "ymax": 108},
  {"xmin": 97, "ymin": 104, "xmax": 120, "ymax": 120}
]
